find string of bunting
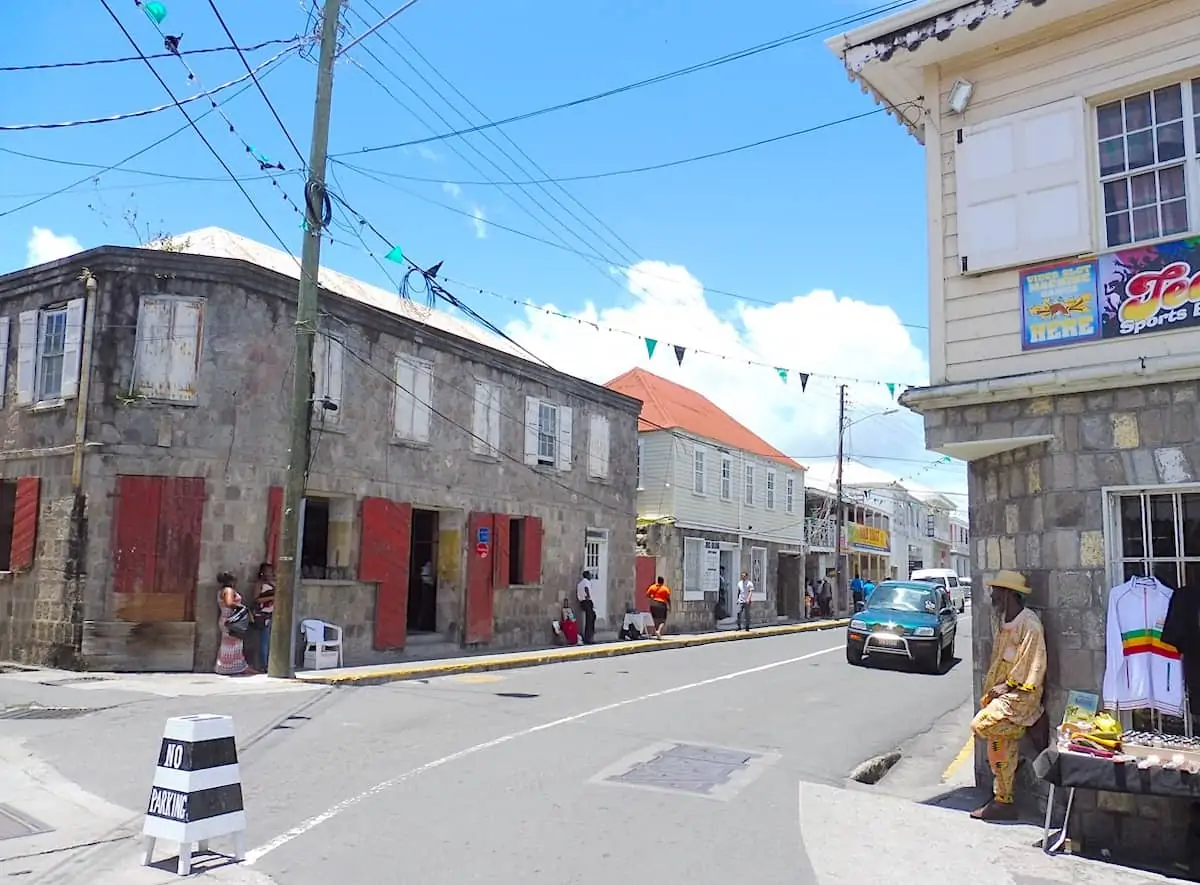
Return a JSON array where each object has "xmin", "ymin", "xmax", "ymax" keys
[
  {"xmin": 441, "ymin": 275, "xmax": 919, "ymax": 396},
  {"xmin": 132, "ymin": 1, "xmax": 310, "ymax": 228}
]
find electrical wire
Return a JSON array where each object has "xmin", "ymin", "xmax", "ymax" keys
[
  {"xmin": 330, "ymin": 0, "xmax": 923, "ymax": 156},
  {"xmin": 0, "ymin": 49, "xmax": 301, "ymax": 219},
  {"xmin": 337, "ymin": 103, "xmax": 915, "ymax": 186},
  {"xmin": 0, "ymin": 36, "xmax": 302, "ymax": 72},
  {"xmin": 0, "ymin": 144, "xmax": 295, "ymax": 185},
  {"xmin": 97, "ymin": 0, "xmax": 309, "ymax": 284},
  {"xmin": 0, "ymin": 44, "xmax": 301, "ymax": 131}
]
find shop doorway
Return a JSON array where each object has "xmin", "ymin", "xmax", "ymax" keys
[
  {"xmin": 720, "ymin": 549, "xmax": 738, "ymax": 615},
  {"xmin": 408, "ymin": 509, "xmax": 439, "ymax": 633},
  {"xmin": 584, "ymin": 528, "xmax": 609, "ymax": 628}
]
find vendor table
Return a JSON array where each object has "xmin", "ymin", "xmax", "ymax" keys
[{"xmin": 1033, "ymin": 748, "xmax": 1200, "ymax": 854}]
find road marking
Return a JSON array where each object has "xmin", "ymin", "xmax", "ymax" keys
[
  {"xmin": 942, "ymin": 736, "xmax": 974, "ymax": 782},
  {"xmin": 245, "ymin": 642, "xmax": 843, "ymax": 864}
]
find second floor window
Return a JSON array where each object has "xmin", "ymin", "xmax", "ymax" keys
[
  {"xmin": 766, "ymin": 471, "xmax": 776, "ymax": 510},
  {"xmin": 720, "ymin": 456, "xmax": 732, "ymax": 499},
  {"xmin": 744, "ymin": 465, "xmax": 755, "ymax": 506},
  {"xmin": 786, "ymin": 476, "xmax": 795, "ymax": 514},
  {"xmin": 693, "ymin": 449, "xmax": 706, "ymax": 495}
]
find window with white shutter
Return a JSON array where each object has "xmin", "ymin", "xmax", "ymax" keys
[
  {"xmin": 587, "ymin": 413, "xmax": 610, "ymax": 479},
  {"xmin": 721, "ymin": 456, "xmax": 732, "ymax": 500},
  {"xmin": 472, "ymin": 381, "xmax": 500, "ymax": 457},
  {"xmin": 312, "ymin": 333, "xmax": 344, "ymax": 424},
  {"xmin": 556, "ymin": 405, "xmax": 573, "ymax": 471},
  {"xmin": 132, "ymin": 296, "xmax": 204, "ymax": 403},
  {"xmin": 766, "ymin": 470, "xmax": 776, "ymax": 510},
  {"xmin": 955, "ymin": 96, "xmax": 1091, "ymax": 274},
  {"xmin": 393, "ymin": 355, "xmax": 433, "ymax": 442},
  {"xmin": 693, "ymin": 448, "xmax": 706, "ymax": 495},
  {"xmin": 525, "ymin": 397, "xmax": 571, "ymax": 469},
  {"xmin": 16, "ymin": 298, "xmax": 86, "ymax": 405},
  {"xmin": 744, "ymin": 464, "xmax": 755, "ymax": 506},
  {"xmin": 0, "ymin": 317, "xmax": 9, "ymax": 409}
]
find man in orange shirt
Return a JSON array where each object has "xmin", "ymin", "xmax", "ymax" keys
[{"xmin": 646, "ymin": 576, "xmax": 671, "ymax": 640}]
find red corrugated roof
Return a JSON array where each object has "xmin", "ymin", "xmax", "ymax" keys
[{"xmin": 605, "ymin": 368, "xmax": 804, "ymax": 471}]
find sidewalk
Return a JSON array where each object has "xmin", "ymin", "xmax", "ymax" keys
[{"xmin": 296, "ymin": 617, "xmax": 850, "ymax": 686}]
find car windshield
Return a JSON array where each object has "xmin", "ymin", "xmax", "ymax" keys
[{"xmin": 866, "ymin": 584, "xmax": 937, "ymax": 613}]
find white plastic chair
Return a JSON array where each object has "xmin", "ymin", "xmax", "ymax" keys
[{"xmin": 300, "ymin": 619, "xmax": 344, "ymax": 670}]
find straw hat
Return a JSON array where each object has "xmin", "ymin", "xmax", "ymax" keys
[{"xmin": 988, "ymin": 570, "xmax": 1031, "ymax": 595}]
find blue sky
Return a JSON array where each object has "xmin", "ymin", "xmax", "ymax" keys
[{"xmin": 0, "ymin": 0, "xmax": 968, "ymax": 505}]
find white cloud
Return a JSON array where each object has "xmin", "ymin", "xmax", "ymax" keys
[
  {"xmin": 442, "ymin": 181, "xmax": 463, "ymax": 199},
  {"xmin": 505, "ymin": 259, "xmax": 968, "ymax": 504},
  {"xmin": 471, "ymin": 207, "xmax": 487, "ymax": 239},
  {"xmin": 26, "ymin": 227, "xmax": 82, "ymax": 267},
  {"xmin": 416, "ymin": 146, "xmax": 440, "ymax": 162}
]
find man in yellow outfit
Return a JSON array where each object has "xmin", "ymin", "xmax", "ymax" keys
[{"xmin": 970, "ymin": 570, "xmax": 1048, "ymax": 822}]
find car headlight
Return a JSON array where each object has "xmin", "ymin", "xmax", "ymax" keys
[
  {"xmin": 914, "ymin": 626, "xmax": 935, "ymax": 637},
  {"xmin": 849, "ymin": 620, "xmax": 867, "ymax": 631}
]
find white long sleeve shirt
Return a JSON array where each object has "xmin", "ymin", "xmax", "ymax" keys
[{"xmin": 1102, "ymin": 576, "xmax": 1182, "ymax": 716}]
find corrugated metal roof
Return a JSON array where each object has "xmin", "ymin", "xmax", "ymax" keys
[{"xmin": 168, "ymin": 227, "xmax": 531, "ymax": 362}]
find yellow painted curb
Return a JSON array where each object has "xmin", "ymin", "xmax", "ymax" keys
[
  {"xmin": 298, "ymin": 618, "xmax": 850, "ymax": 687},
  {"xmin": 942, "ymin": 736, "xmax": 975, "ymax": 782}
]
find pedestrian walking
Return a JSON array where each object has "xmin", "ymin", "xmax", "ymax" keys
[
  {"xmin": 819, "ymin": 579, "xmax": 833, "ymax": 618},
  {"xmin": 646, "ymin": 575, "xmax": 671, "ymax": 639},
  {"xmin": 577, "ymin": 570, "xmax": 596, "ymax": 644},
  {"xmin": 736, "ymin": 571, "xmax": 755, "ymax": 631}
]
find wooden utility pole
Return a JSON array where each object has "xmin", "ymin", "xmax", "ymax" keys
[
  {"xmin": 268, "ymin": 0, "xmax": 345, "ymax": 678},
  {"xmin": 833, "ymin": 384, "xmax": 847, "ymax": 616}
]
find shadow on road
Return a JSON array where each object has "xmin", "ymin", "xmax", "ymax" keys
[{"xmin": 857, "ymin": 655, "xmax": 964, "ymax": 677}]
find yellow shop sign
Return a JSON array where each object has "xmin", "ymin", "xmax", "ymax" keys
[{"xmin": 849, "ymin": 524, "xmax": 889, "ymax": 551}]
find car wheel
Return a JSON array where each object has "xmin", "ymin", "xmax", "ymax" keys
[
  {"xmin": 929, "ymin": 639, "xmax": 943, "ymax": 674},
  {"xmin": 958, "ymin": 600, "xmax": 965, "ymax": 614},
  {"xmin": 846, "ymin": 645, "xmax": 864, "ymax": 666},
  {"xmin": 946, "ymin": 635, "xmax": 957, "ymax": 666}
]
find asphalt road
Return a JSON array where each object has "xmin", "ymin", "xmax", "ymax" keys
[{"xmin": 5, "ymin": 619, "xmax": 976, "ymax": 885}]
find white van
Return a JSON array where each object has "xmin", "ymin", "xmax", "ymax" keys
[{"xmin": 910, "ymin": 568, "xmax": 966, "ymax": 613}]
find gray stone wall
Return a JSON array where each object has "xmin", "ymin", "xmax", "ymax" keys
[
  {"xmin": 0, "ymin": 247, "xmax": 641, "ymax": 670},
  {"xmin": 923, "ymin": 380, "xmax": 1199, "ymax": 863}
]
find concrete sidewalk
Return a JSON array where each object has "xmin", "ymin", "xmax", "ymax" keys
[{"xmin": 296, "ymin": 617, "xmax": 850, "ymax": 686}]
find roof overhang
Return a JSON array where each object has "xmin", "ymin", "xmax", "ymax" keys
[
  {"xmin": 935, "ymin": 434, "xmax": 1055, "ymax": 462},
  {"xmin": 825, "ymin": 0, "xmax": 1123, "ymax": 144}
]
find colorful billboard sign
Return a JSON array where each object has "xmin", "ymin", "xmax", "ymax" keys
[
  {"xmin": 848, "ymin": 523, "xmax": 889, "ymax": 552},
  {"xmin": 1098, "ymin": 236, "xmax": 1200, "ymax": 339},
  {"xmin": 1019, "ymin": 261, "xmax": 1101, "ymax": 350}
]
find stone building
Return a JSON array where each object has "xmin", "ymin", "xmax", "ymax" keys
[
  {"xmin": 0, "ymin": 227, "xmax": 640, "ymax": 671},
  {"xmin": 605, "ymin": 369, "xmax": 806, "ymax": 628},
  {"xmin": 830, "ymin": 0, "xmax": 1200, "ymax": 864}
]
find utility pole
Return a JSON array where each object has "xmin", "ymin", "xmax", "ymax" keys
[
  {"xmin": 833, "ymin": 384, "xmax": 847, "ymax": 616},
  {"xmin": 268, "ymin": 0, "xmax": 345, "ymax": 679}
]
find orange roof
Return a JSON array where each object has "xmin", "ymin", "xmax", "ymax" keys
[{"xmin": 605, "ymin": 368, "xmax": 804, "ymax": 471}]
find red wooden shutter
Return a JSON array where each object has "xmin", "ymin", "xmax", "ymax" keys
[
  {"xmin": 464, "ymin": 512, "xmax": 495, "ymax": 644},
  {"xmin": 492, "ymin": 514, "xmax": 510, "ymax": 589},
  {"xmin": 265, "ymin": 486, "xmax": 284, "ymax": 565},
  {"xmin": 521, "ymin": 516, "xmax": 543, "ymax": 586},
  {"xmin": 112, "ymin": 476, "xmax": 164, "ymax": 596},
  {"xmin": 359, "ymin": 497, "xmax": 412, "ymax": 650},
  {"xmin": 153, "ymin": 478, "xmax": 206, "ymax": 621},
  {"xmin": 9, "ymin": 476, "xmax": 40, "ymax": 572}
]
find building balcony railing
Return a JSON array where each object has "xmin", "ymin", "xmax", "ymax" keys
[{"xmin": 804, "ymin": 516, "xmax": 838, "ymax": 550}]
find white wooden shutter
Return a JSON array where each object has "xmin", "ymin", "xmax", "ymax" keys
[
  {"xmin": 471, "ymin": 382, "xmax": 490, "ymax": 454},
  {"xmin": 955, "ymin": 96, "xmax": 1090, "ymax": 275},
  {"xmin": 412, "ymin": 359, "xmax": 432, "ymax": 442},
  {"xmin": 312, "ymin": 335, "xmax": 343, "ymax": 422},
  {"xmin": 15, "ymin": 310, "xmax": 37, "ymax": 405},
  {"xmin": 588, "ymin": 414, "xmax": 610, "ymax": 479},
  {"xmin": 523, "ymin": 396, "xmax": 540, "ymax": 465},
  {"xmin": 0, "ymin": 317, "xmax": 9, "ymax": 409},
  {"xmin": 59, "ymin": 298, "xmax": 85, "ymax": 400},
  {"xmin": 167, "ymin": 299, "xmax": 202, "ymax": 402},
  {"xmin": 393, "ymin": 357, "xmax": 416, "ymax": 438},
  {"xmin": 133, "ymin": 297, "xmax": 170, "ymax": 398},
  {"xmin": 487, "ymin": 385, "xmax": 501, "ymax": 455},
  {"xmin": 557, "ymin": 405, "xmax": 573, "ymax": 471}
]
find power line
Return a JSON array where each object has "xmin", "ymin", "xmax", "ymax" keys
[
  {"xmin": 329, "ymin": 0, "xmax": 922, "ymax": 157},
  {"xmin": 97, "ymin": 0, "xmax": 306, "ymax": 280},
  {"xmin": 337, "ymin": 103, "xmax": 912, "ymax": 186},
  {"xmin": 0, "ymin": 36, "xmax": 301, "ymax": 72},
  {"xmin": 0, "ymin": 50, "xmax": 301, "ymax": 219},
  {"xmin": 205, "ymin": 0, "xmax": 308, "ymax": 168}
]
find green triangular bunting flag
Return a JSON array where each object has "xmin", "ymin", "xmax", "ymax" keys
[
  {"xmin": 384, "ymin": 245, "xmax": 404, "ymax": 263},
  {"xmin": 887, "ymin": 382, "xmax": 896, "ymax": 398},
  {"xmin": 798, "ymin": 373, "xmax": 809, "ymax": 392},
  {"xmin": 645, "ymin": 338, "xmax": 657, "ymax": 359},
  {"xmin": 776, "ymin": 367, "xmax": 787, "ymax": 383},
  {"xmin": 673, "ymin": 345, "xmax": 686, "ymax": 366}
]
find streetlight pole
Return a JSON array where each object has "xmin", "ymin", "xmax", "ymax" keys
[{"xmin": 834, "ymin": 384, "xmax": 847, "ymax": 616}]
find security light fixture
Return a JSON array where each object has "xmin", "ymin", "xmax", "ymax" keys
[{"xmin": 947, "ymin": 78, "xmax": 974, "ymax": 115}]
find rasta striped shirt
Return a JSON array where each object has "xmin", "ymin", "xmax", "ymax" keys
[{"xmin": 1103, "ymin": 576, "xmax": 1183, "ymax": 717}]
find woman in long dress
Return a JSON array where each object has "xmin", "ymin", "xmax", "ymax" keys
[{"xmin": 214, "ymin": 571, "xmax": 253, "ymax": 676}]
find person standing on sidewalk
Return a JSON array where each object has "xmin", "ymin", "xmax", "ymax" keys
[
  {"xmin": 646, "ymin": 576, "xmax": 671, "ymax": 640},
  {"xmin": 577, "ymin": 570, "xmax": 596, "ymax": 645},
  {"xmin": 252, "ymin": 563, "xmax": 276, "ymax": 670},
  {"xmin": 969, "ymin": 570, "xmax": 1047, "ymax": 822},
  {"xmin": 736, "ymin": 572, "xmax": 755, "ymax": 631}
]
